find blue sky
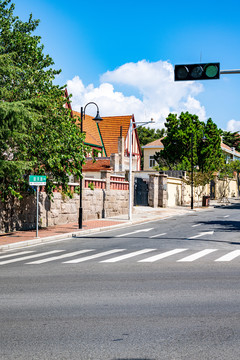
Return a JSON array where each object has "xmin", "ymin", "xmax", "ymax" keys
[{"xmin": 14, "ymin": 0, "xmax": 240, "ymax": 131}]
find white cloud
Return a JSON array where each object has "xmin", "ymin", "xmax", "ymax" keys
[
  {"xmin": 226, "ymin": 119, "xmax": 240, "ymax": 132},
  {"xmin": 67, "ymin": 60, "xmax": 206, "ymax": 128}
]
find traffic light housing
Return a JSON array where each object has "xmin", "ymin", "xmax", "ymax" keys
[{"xmin": 174, "ymin": 63, "xmax": 220, "ymax": 81}]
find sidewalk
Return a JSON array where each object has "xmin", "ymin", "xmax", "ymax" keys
[{"xmin": 0, "ymin": 202, "xmax": 222, "ymax": 252}]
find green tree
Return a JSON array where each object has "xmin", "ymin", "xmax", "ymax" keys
[
  {"xmin": 0, "ymin": 0, "xmax": 87, "ymax": 208},
  {"xmin": 154, "ymin": 112, "xmax": 223, "ymax": 173},
  {"xmin": 137, "ymin": 126, "xmax": 165, "ymax": 146},
  {"xmin": 221, "ymin": 130, "xmax": 240, "ymax": 152}
]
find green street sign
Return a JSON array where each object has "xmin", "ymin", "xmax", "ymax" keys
[{"xmin": 29, "ymin": 175, "xmax": 46, "ymax": 186}]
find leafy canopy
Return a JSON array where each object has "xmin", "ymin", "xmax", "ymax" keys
[
  {"xmin": 154, "ymin": 112, "xmax": 223, "ymax": 175},
  {"xmin": 137, "ymin": 126, "xmax": 165, "ymax": 146},
  {"xmin": 0, "ymin": 0, "xmax": 87, "ymax": 202}
]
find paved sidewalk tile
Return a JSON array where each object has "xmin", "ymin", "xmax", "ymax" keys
[{"xmin": 0, "ymin": 219, "xmax": 124, "ymax": 246}]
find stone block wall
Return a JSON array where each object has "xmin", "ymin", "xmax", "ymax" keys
[{"xmin": 0, "ymin": 187, "xmax": 129, "ymax": 233}]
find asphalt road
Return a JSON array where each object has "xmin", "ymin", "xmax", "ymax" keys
[{"xmin": 1, "ymin": 203, "xmax": 240, "ymax": 360}]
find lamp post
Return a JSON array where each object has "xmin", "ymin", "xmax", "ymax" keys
[
  {"xmin": 128, "ymin": 118, "xmax": 154, "ymax": 221},
  {"xmin": 79, "ymin": 102, "xmax": 103, "ymax": 229}
]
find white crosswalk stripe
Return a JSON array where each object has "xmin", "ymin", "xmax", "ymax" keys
[
  {"xmin": 100, "ymin": 249, "xmax": 156, "ymax": 263},
  {"xmin": 64, "ymin": 249, "xmax": 125, "ymax": 263},
  {"xmin": 138, "ymin": 249, "xmax": 188, "ymax": 262},
  {"xmin": 215, "ymin": 250, "xmax": 240, "ymax": 262},
  {"xmin": 177, "ymin": 249, "xmax": 217, "ymax": 262},
  {"xmin": 0, "ymin": 250, "xmax": 63, "ymax": 265},
  {"xmin": 26, "ymin": 250, "xmax": 94, "ymax": 264},
  {"xmin": 0, "ymin": 250, "xmax": 34, "ymax": 259}
]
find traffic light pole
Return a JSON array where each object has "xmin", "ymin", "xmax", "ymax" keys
[{"xmin": 220, "ymin": 69, "xmax": 240, "ymax": 74}]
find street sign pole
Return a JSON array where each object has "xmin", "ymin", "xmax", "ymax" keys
[
  {"xmin": 36, "ymin": 185, "xmax": 39, "ymax": 238},
  {"xmin": 29, "ymin": 175, "xmax": 46, "ymax": 238}
]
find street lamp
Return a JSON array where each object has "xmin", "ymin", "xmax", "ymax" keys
[
  {"xmin": 128, "ymin": 118, "xmax": 155, "ymax": 221},
  {"xmin": 79, "ymin": 102, "xmax": 103, "ymax": 229}
]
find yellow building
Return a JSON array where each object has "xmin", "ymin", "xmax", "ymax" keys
[{"xmin": 142, "ymin": 138, "xmax": 164, "ymax": 171}]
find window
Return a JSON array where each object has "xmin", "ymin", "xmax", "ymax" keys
[{"xmin": 149, "ymin": 155, "xmax": 156, "ymax": 168}]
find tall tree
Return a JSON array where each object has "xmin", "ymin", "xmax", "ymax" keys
[
  {"xmin": 154, "ymin": 112, "xmax": 223, "ymax": 173},
  {"xmin": 0, "ymin": 0, "xmax": 87, "ymax": 205}
]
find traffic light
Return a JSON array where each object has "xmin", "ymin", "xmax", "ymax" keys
[{"xmin": 174, "ymin": 63, "xmax": 220, "ymax": 81}]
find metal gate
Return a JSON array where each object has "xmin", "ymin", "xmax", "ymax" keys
[
  {"xmin": 134, "ymin": 178, "xmax": 149, "ymax": 206},
  {"xmin": 210, "ymin": 180, "xmax": 215, "ymax": 199}
]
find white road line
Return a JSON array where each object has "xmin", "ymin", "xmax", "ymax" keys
[
  {"xmin": 0, "ymin": 250, "xmax": 64, "ymax": 265},
  {"xmin": 0, "ymin": 251, "xmax": 34, "ymax": 259},
  {"xmin": 223, "ymin": 215, "xmax": 230, "ymax": 218},
  {"xmin": 26, "ymin": 250, "xmax": 94, "ymax": 264},
  {"xmin": 64, "ymin": 249, "xmax": 125, "ymax": 263},
  {"xmin": 116, "ymin": 228, "xmax": 154, "ymax": 238},
  {"xmin": 192, "ymin": 223, "xmax": 203, "ymax": 227},
  {"xmin": 101, "ymin": 249, "xmax": 156, "ymax": 263},
  {"xmin": 149, "ymin": 233, "xmax": 167, "ymax": 238},
  {"xmin": 188, "ymin": 231, "xmax": 214, "ymax": 239},
  {"xmin": 177, "ymin": 249, "xmax": 217, "ymax": 262},
  {"xmin": 215, "ymin": 250, "xmax": 240, "ymax": 262},
  {"xmin": 138, "ymin": 249, "xmax": 187, "ymax": 263}
]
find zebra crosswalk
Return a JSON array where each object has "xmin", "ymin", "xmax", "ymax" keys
[{"xmin": 0, "ymin": 248, "xmax": 240, "ymax": 266}]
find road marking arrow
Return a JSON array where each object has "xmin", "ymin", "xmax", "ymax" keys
[
  {"xmin": 116, "ymin": 228, "xmax": 154, "ymax": 238},
  {"xmin": 188, "ymin": 231, "xmax": 214, "ymax": 239}
]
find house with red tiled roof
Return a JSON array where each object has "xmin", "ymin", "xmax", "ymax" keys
[{"xmin": 72, "ymin": 111, "xmax": 142, "ymax": 174}]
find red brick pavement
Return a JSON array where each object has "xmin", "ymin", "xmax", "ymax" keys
[{"xmin": 0, "ymin": 219, "xmax": 125, "ymax": 246}]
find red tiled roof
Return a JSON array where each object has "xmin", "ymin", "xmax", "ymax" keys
[
  {"xmin": 83, "ymin": 159, "xmax": 112, "ymax": 172},
  {"xmin": 98, "ymin": 115, "xmax": 132, "ymax": 156},
  {"xmin": 73, "ymin": 110, "xmax": 102, "ymax": 148}
]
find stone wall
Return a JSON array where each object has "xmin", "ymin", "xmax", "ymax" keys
[{"xmin": 0, "ymin": 187, "xmax": 129, "ymax": 233}]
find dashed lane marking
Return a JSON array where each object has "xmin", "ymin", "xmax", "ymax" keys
[{"xmin": 149, "ymin": 233, "xmax": 167, "ymax": 238}]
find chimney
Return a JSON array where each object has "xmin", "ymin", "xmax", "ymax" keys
[{"xmin": 118, "ymin": 126, "xmax": 125, "ymax": 171}]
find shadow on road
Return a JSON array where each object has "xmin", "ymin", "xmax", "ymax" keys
[{"xmin": 200, "ymin": 220, "xmax": 240, "ymax": 232}]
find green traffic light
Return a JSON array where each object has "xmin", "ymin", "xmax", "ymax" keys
[{"xmin": 205, "ymin": 64, "xmax": 218, "ymax": 78}]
